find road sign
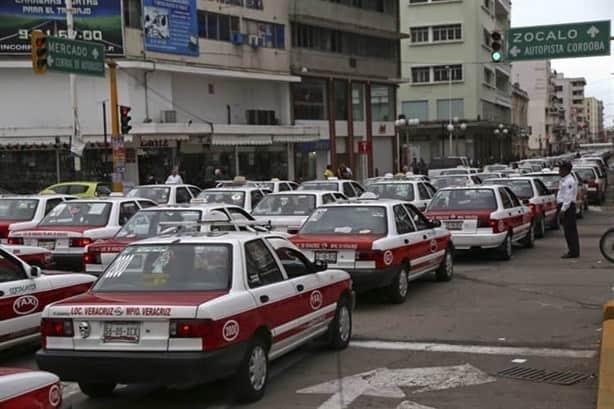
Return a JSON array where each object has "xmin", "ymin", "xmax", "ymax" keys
[
  {"xmin": 358, "ymin": 141, "xmax": 372, "ymax": 154},
  {"xmin": 506, "ymin": 20, "xmax": 611, "ymax": 61},
  {"xmin": 47, "ymin": 36, "xmax": 105, "ymax": 77},
  {"xmin": 297, "ymin": 364, "xmax": 495, "ymax": 409}
]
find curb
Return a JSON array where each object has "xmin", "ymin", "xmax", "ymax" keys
[{"xmin": 598, "ymin": 302, "xmax": 614, "ymax": 408}]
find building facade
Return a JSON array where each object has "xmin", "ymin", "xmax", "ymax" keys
[
  {"xmin": 584, "ymin": 97, "xmax": 604, "ymax": 142},
  {"xmin": 511, "ymin": 83, "xmax": 529, "ymax": 159},
  {"xmin": 398, "ymin": 0, "xmax": 513, "ymax": 166}
]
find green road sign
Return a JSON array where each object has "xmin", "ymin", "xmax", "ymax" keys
[
  {"xmin": 506, "ymin": 20, "xmax": 611, "ymax": 61},
  {"xmin": 47, "ymin": 36, "xmax": 105, "ymax": 77}
]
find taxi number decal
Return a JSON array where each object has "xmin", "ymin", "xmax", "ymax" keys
[
  {"xmin": 223, "ymin": 320, "xmax": 240, "ymax": 342},
  {"xmin": 383, "ymin": 250, "xmax": 394, "ymax": 266},
  {"xmin": 49, "ymin": 384, "xmax": 61, "ymax": 407},
  {"xmin": 310, "ymin": 290, "xmax": 323, "ymax": 310},
  {"xmin": 13, "ymin": 295, "xmax": 39, "ymax": 315}
]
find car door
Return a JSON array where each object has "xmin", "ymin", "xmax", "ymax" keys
[
  {"xmin": 342, "ymin": 183, "xmax": 356, "ymax": 198},
  {"xmin": 502, "ymin": 187, "xmax": 529, "ymax": 240},
  {"xmin": 119, "ymin": 201, "xmax": 139, "ymax": 226},
  {"xmin": 534, "ymin": 178, "xmax": 556, "ymax": 223},
  {"xmin": 175, "ymin": 187, "xmax": 192, "ymax": 204},
  {"xmin": 403, "ymin": 204, "xmax": 443, "ymax": 272},
  {"xmin": 391, "ymin": 205, "xmax": 426, "ymax": 276},
  {"xmin": 415, "ymin": 183, "xmax": 431, "ymax": 212}
]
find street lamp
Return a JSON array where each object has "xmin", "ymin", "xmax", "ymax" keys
[
  {"xmin": 395, "ymin": 116, "xmax": 420, "ymax": 169},
  {"xmin": 447, "ymin": 117, "xmax": 467, "ymax": 156},
  {"xmin": 493, "ymin": 123, "xmax": 509, "ymax": 162}
]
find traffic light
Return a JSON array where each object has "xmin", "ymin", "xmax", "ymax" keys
[
  {"xmin": 119, "ymin": 105, "xmax": 132, "ymax": 134},
  {"xmin": 490, "ymin": 31, "xmax": 503, "ymax": 63},
  {"xmin": 31, "ymin": 31, "xmax": 48, "ymax": 74}
]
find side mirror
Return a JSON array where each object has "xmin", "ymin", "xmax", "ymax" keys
[
  {"xmin": 429, "ymin": 219, "xmax": 442, "ymax": 228},
  {"xmin": 522, "ymin": 199, "xmax": 530, "ymax": 205},
  {"xmin": 313, "ymin": 259, "xmax": 328, "ymax": 272},
  {"xmin": 29, "ymin": 266, "xmax": 42, "ymax": 278}
]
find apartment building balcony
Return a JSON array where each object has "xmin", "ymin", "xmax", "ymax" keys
[
  {"xmin": 495, "ymin": 0, "xmax": 511, "ymax": 17},
  {"xmin": 495, "ymin": 89, "xmax": 512, "ymax": 108}
]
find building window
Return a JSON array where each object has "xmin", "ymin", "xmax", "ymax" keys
[
  {"xmin": 401, "ymin": 100, "xmax": 429, "ymax": 121},
  {"xmin": 410, "ymin": 27, "xmax": 429, "ymax": 43},
  {"xmin": 245, "ymin": 19, "xmax": 285, "ymax": 49},
  {"xmin": 411, "ymin": 67, "xmax": 430, "ymax": 83},
  {"xmin": 433, "ymin": 65, "xmax": 463, "ymax": 82},
  {"xmin": 437, "ymin": 99, "xmax": 464, "ymax": 120},
  {"xmin": 123, "ymin": 0, "xmax": 142, "ymax": 29},
  {"xmin": 327, "ymin": 0, "xmax": 388, "ymax": 13},
  {"xmin": 371, "ymin": 85, "xmax": 394, "ymax": 121},
  {"xmin": 198, "ymin": 11, "xmax": 240, "ymax": 42},
  {"xmin": 334, "ymin": 81, "xmax": 349, "ymax": 121},
  {"xmin": 432, "ymin": 24, "xmax": 462, "ymax": 42},
  {"xmin": 483, "ymin": 68, "xmax": 494, "ymax": 87},
  {"xmin": 352, "ymin": 83, "xmax": 365, "ymax": 121},
  {"xmin": 292, "ymin": 78, "xmax": 328, "ymax": 120}
]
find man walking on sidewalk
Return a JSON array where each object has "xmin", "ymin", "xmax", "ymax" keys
[{"xmin": 557, "ymin": 162, "xmax": 580, "ymax": 258}]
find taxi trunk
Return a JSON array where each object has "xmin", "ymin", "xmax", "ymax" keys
[
  {"xmin": 290, "ymin": 234, "xmax": 384, "ymax": 270},
  {"xmin": 426, "ymin": 210, "xmax": 507, "ymax": 250}
]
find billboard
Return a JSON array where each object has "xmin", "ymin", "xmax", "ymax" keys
[
  {"xmin": 0, "ymin": 0, "xmax": 123, "ymax": 56},
  {"xmin": 143, "ymin": 0, "xmax": 199, "ymax": 56}
]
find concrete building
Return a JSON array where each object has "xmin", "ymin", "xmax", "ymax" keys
[
  {"xmin": 398, "ymin": 0, "xmax": 513, "ymax": 165},
  {"xmin": 288, "ymin": 0, "xmax": 403, "ymax": 180},
  {"xmin": 584, "ymin": 97, "xmax": 604, "ymax": 142},
  {"xmin": 553, "ymin": 72, "xmax": 578, "ymax": 148},
  {"xmin": 511, "ymin": 83, "xmax": 529, "ymax": 159}
]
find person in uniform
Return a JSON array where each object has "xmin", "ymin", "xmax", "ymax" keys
[{"xmin": 557, "ymin": 162, "xmax": 579, "ymax": 258}]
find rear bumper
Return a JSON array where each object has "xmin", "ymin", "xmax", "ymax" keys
[
  {"xmin": 451, "ymin": 231, "xmax": 507, "ymax": 250},
  {"xmin": 36, "ymin": 342, "xmax": 248, "ymax": 384},
  {"xmin": 345, "ymin": 265, "xmax": 399, "ymax": 293},
  {"xmin": 53, "ymin": 253, "xmax": 84, "ymax": 271}
]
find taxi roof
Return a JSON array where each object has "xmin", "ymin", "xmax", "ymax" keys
[
  {"xmin": 320, "ymin": 198, "xmax": 408, "ymax": 207},
  {"xmin": 62, "ymin": 197, "xmax": 144, "ymax": 203},
  {"xmin": 129, "ymin": 231, "xmax": 286, "ymax": 246},
  {"xmin": 436, "ymin": 185, "xmax": 501, "ymax": 191},
  {"xmin": 203, "ymin": 187, "xmax": 266, "ymax": 193},
  {"xmin": 131, "ymin": 184, "xmax": 198, "ymax": 188},
  {"xmin": 264, "ymin": 190, "xmax": 340, "ymax": 196},
  {"xmin": 368, "ymin": 179, "xmax": 422, "ymax": 185}
]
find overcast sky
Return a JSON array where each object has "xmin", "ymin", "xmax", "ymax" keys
[{"xmin": 512, "ymin": 0, "xmax": 614, "ymax": 126}]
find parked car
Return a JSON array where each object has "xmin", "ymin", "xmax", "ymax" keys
[
  {"xmin": 431, "ymin": 175, "xmax": 481, "ymax": 190},
  {"xmin": 254, "ymin": 179, "xmax": 299, "ymax": 193},
  {"xmin": 365, "ymin": 180, "xmax": 437, "ymax": 212},
  {"xmin": 40, "ymin": 182, "xmax": 111, "ymax": 198},
  {"xmin": 298, "ymin": 178, "xmax": 365, "ymax": 198},
  {"xmin": 195, "ymin": 187, "xmax": 272, "ymax": 212},
  {"xmin": 574, "ymin": 166, "xmax": 606, "ymax": 204},
  {"xmin": 427, "ymin": 156, "xmax": 469, "ymax": 178},
  {"xmin": 126, "ymin": 184, "xmax": 201, "ymax": 205},
  {"xmin": 527, "ymin": 172, "xmax": 587, "ymax": 217},
  {"xmin": 0, "ymin": 368, "xmax": 63, "ymax": 408}
]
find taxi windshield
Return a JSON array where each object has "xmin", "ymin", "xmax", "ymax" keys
[
  {"xmin": 366, "ymin": 183, "xmax": 415, "ymax": 201},
  {"xmin": 300, "ymin": 206, "xmax": 387, "ymax": 235},
  {"xmin": 299, "ymin": 182, "xmax": 338, "ymax": 191},
  {"xmin": 252, "ymin": 194, "xmax": 316, "ymax": 216},
  {"xmin": 197, "ymin": 191, "xmax": 245, "ymax": 206},
  {"xmin": 432, "ymin": 176, "xmax": 470, "ymax": 189},
  {"xmin": 40, "ymin": 202, "xmax": 111, "ymax": 227},
  {"xmin": 127, "ymin": 187, "xmax": 171, "ymax": 204},
  {"xmin": 0, "ymin": 199, "xmax": 38, "ymax": 221},
  {"xmin": 537, "ymin": 175, "xmax": 560, "ymax": 189},
  {"xmin": 491, "ymin": 180, "xmax": 533, "ymax": 199},
  {"xmin": 116, "ymin": 210, "xmax": 202, "ymax": 239},
  {"xmin": 574, "ymin": 168, "xmax": 596, "ymax": 181},
  {"xmin": 429, "ymin": 189, "xmax": 497, "ymax": 211},
  {"xmin": 94, "ymin": 244, "xmax": 232, "ymax": 292}
]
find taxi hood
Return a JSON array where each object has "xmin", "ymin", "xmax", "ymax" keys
[{"xmin": 290, "ymin": 234, "xmax": 384, "ymax": 251}]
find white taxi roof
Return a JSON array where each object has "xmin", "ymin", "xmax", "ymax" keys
[
  {"xmin": 436, "ymin": 185, "xmax": 501, "ymax": 191},
  {"xmin": 60, "ymin": 197, "xmax": 141, "ymax": 204},
  {"xmin": 203, "ymin": 187, "xmax": 266, "ymax": 193},
  {"xmin": 368, "ymin": 180, "xmax": 422, "ymax": 185},
  {"xmin": 129, "ymin": 231, "xmax": 287, "ymax": 246},
  {"xmin": 320, "ymin": 198, "xmax": 408, "ymax": 207},
  {"xmin": 263, "ymin": 190, "xmax": 340, "ymax": 197}
]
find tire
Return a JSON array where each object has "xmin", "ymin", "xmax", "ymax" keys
[
  {"xmin": 535, "ymin": 216, "xmax": 546, "ymax": 239},
  {"xmin": 522, "ymin": 223, "xmax": 535, "ymax": 248},
  {"xmin": 235, "ymin": 336, "xmax": 269, "ymax": 403},
  {"xmin": 435, "ymin": 247, "xmax": 454, "ymax": 282},
  {"xmin": 600, "ymin": 228, "xmax": 614, "ymax": 263},
  {"xmin": 387, "ymin": 267, "xmax": 409, "ymax": 304},
  {"xmin": 78, "ymin": 382, "xmax": 116, "ymax": 398},
  {"xmin": 497, "ymin": 233, "xmax": 513, "ymax": 261},
  {"xmin": 326, "ymin": 296, "xmax": 352, "ymax": 350}
]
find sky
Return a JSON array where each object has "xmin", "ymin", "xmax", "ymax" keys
[{"xmin": 513, "ymin": 0, "xmax": 614, "ymax": 127}]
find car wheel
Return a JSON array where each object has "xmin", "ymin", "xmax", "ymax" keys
[
  {"xmin": 78, "ymin": 382, "xmax": 116, "ymax": 398},
  {"xmin": 435, "ymin": 247, "xmax": 454, "ymax": 282},
  {"xmin": 523, "ymin": 223, "xmax": 535, "ymax": 248},
  {"xmin": 535, "ymin": 216, "xmax": 546, "ymax": 239},
  {"xmin": 326, "ymin": 296, "xmax": 352, "ymax": 350},
  {"xmin": 235, "ymin": 336, "xmax": 269, "ymax": 403},
  {"xmin": 497, "ymin": 233, "xmax": 512, "ymax": 261},
  {"xmin": 387, "ymin": 267, "xmax": 409, "ymax": 304}
]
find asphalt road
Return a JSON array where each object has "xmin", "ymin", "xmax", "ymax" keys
[{"xmin": 4, "ymin": 204, "xmax": 613, "ymax": 409}]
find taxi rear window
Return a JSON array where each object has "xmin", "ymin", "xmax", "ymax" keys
[
  {"xmin": 366, "ymin": 183, "xmax": 415, "ymax": 201},
  {"xmin": 116, "ymin": 210, "xmax": 202, "ymax": 239},
  {"xmin": 491, "ymin": 180, "xmax": 533, "ymax": 199},
  {"xmin": 429, "ymin": 189, "xmax": 497, "ymax": 211},
  {"xmin": 300, "ymin": 206, "xmax": 387, "ymax": 235},
  {"xmin": 299, "ymin": 182, "xmax": 338, "ymax": 192},
  {"xmin": 127, "ymin": 187, "xmax": 171, "ymax": 204},
  {"xmin": 197, "ymin": 191, "xmax": 245, "ymax": 206},
  {"xmin": 94, "ymin": 244, "xmax": 232, "ymax": 292},
  {"xmin": 40, "ymin": 202, "xmax": 111, "ymax": 227},
  {"xmin": 252, "ymin": 194, "xmax": 316, "ymax": 216}
]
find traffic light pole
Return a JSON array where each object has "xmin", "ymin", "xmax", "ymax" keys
[
  {"xmin": 65, "ymin": 0, "xmax": 83, "ymax": 168},
  {"xmin": 108, "ymin": 61, "xmax": 124, "ymax": 193}
]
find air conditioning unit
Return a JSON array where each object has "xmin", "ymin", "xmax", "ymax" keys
[
  {"xmin": 161, "ymin": 110, "xmax": 177, "ymax": 123},
  {"xmin": 231, "ymin": 32, "xmax": 244, "ymax": 45},
  {"xmin": 248, "ymin": 35, "xmax": 260, "ymax": 48}
]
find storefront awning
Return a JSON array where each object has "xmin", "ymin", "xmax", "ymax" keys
[
  {"xmin": 0, "ymin": 136, "xmax": 70, "ymax": 146},
  {"xmin": 212, "ymin": 135, "xmax": 273, "ymax": 145},
  {"xmin": 273, "ymin": 134, "xmax": 320, "ymax": 143}
]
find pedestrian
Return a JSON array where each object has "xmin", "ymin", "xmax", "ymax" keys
[
  {"xmin": 411, "ymin": 158, "xmax": 419, "ymax": 174},
  {"xmin": 418, "ymin": 158, "xmax": 427, "ymax": 175},
  {"xmin": 165, "ymin": 166, "xmax": 183, "ymax": 185},
  {"xmin": 557, "ymin": 162, "xmax": 579, "ymax": 259},
  {"xmin": 323, "ymin": 164, "xmax": 335, "ymax": 179},
  {"xmin": 337, "ymin": 164, "xmax": 349, "ymax": 179},
  {"xmin": 345, "ymin": 165, "xmax": 353, "ymax": 179}
]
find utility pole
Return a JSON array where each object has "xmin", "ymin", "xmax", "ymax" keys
[
  {"xmin": 108, "ymin": 61, "xmax": 123, "ymax": 193},
  {"xmin": 65, "ymin": 0, "xmax": 83, "ymax": 169}
]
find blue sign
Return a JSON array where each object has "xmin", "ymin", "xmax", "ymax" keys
[
  {"xmin": 143, "ymin": 0, "xmax": 199, "ymax": 56},
  {"xmin": 297, "ymin": 140, "xmax": 330, "ymax": 153}
]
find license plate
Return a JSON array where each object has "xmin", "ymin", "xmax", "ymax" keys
[
  {"xmin": 315, "ymin": 251, "xmax": 337, "ymax": 263},
  {"xmin": 103, "ymin": 322, "xmax": 140, "ymax": 343},
  {"xmin": 38, "ymin": 240, "xmax": 56, "ymax": 250},
  {"xmin": 444, "ymin": 221, "xmax": 464, "ymax": 231}
]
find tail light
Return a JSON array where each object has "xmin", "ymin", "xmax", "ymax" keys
[
  {"xmin": 528, "ymin": 203, "xmax": 537, "ymax": 216},
  {"xmin": 356, "ymin": 249, "xmax": 382, "ymax": 261},
  {"xmin": 41, "ymin": 318, "xmax": 73, "ymax": 349},
  {"xmin": 489, "ymin": 219, "xmax": 506, "ymax": 233},
  {"xmin": 70, "ymin": 238, "xmax": 92, "ymax": 247},
  {"xmin": 7, "ymin": 237, "xmax": 23, "ymax": 245},
  {"xmin": 170, "ymin": 319, "xmax": 214, "ymax": 349},
  {"xmin": 83, "ymin": 251, "xmax": 101, "ymax": 265}
]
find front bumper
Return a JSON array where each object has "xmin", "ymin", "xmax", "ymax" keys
[
  {"xmin": 36, "ymin": 342, "xmax": 248, "ymax": 384},
  {"xmin": 344, "ymin": 265, "xmax": 399, "ymax": 293},
  {"xmin": 451, "ymin": 231, "xmax": 507, "ymax": 250}
]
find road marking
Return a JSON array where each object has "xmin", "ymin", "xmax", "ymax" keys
[
  {"xmin": 589, "ymin": 206, "xmax": 603, "ymax": 212},
  {"xmin": 351, "ymin": 340, "xmax": 596, "ymax": 359},
  {"xmin": 297, "ymin": 364, "xmax": 494, "ymax": 409},
  {"xmin": 398, "ymin": 401, "xmax": 437, "ymax": 409}
]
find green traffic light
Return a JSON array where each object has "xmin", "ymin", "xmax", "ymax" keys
[{"xmin": 491, "ymin": 51, "xmax": 502, "ymax": 62}]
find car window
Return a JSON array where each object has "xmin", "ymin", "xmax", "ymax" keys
[
  {"xmin": 40, "ymin": 202, "xmax": 112, "ymax": 227},
  {"xmin": 198, "ymin": 190, "xmax": 245, "ymax": 207},
  {"xmin": 279, "ymin": 183, "xmax": 290, "ymax": 192},
  {"xmin": 301, "ymin": 206, "xmax": 388, "ymax": 235},
  {"xmin": 127, "ymin": 187, "xmax": 171, "ymax": 204},
  {"xmin": 0, "ymin": 199, "xmax": 39, "ymax": 221},
  {"xmin": 252, "ymin": 194, "xmax": 316, "ymax": 216},
  {"xmin": 289, "ymin": 182, "xmax": 299, "ymax": 190},
  {"xmin": 491, "ymin": 180, "xmax": 533, "ymax": 199},
  {"xmin": 227, "ymin": 207, "xmax": 252, "ymax": 221},
  {"xmin": 367, "ymin": 183, "xmax": 415, "ymax": 201},
  {"xmin": 251, "ymin": 191, "xmax": 264, "ymax": 209},
  {"xmin": 68, "ymin": 185, "xmax": 89, "ymax": 195},
  {"xmin": 137, "ymin": 200, "xmax": 157, "ymax": 209},
  {"xmin": 44, "ymin": 198, "xmax": 63, "ymax": 215},
  {"xmin": 343, "ymin": 183, "xmax": 356, "ymax": 197},
  {"xmin": 499, "ymin": 188, "xmax": 514, "ymax": 209},
  {"xmin": 404, "ymin": 204, "xmax": 431, "ymax": 231},
  {"xmin": 425, "ymin": 183, "xmax": 437, "ymax": 197},
  {"xmin": 275, "ymin": 247, "xmax": 312, "ymax": 278},
  {"xmin": 322, "ymin": 194, "xmax": 335, "ymax": 204},
  {"xmin": 393, "ymin": 205, "xmax": 415, "ymax": 234},
  {"xmin": 429, "ymin": 189, "xmax": 498, "ymax": 211},
  {"xmin": 50, "ymin": 185, "xmax": 70, "ymax": 194},
  {"xmin": 175, "ymin": 187, "xmax": 191, "ymax": 204},
  {"xmin": 188, "ymin": 186, "xmax": 202, "ymax": 197},
  {"xmin": 534, "ymin": 179, "xmax": 550, "ymax": 196},
  {"xmin": 299, "ymin": 182, "xmax": 339, "ymax": 192},
  {"xmin": 505, "ymin": 187, "xmax": 521, "ymax": 207},
  {"xmin": 119, "ymin": 202, "xmax": 139, "ymax": 225},
  {"xmin": 117, "ymin": 209, "xmax": 202, "ymax": 239},
  {"xmin": 418, "ymin": 183, "xmax": 430, "ymax": 200},
  {"xmin": 352, "ymin": 183, "xmax": 365, "ymax": 196},
  {"xmin": 95, "ymin": 185, "xmax": 111, "ymax": 196},
  {"xmin": 0, "ymin": 252, "xmax": 26, "ymax": 282},
  {"xmin": 333, "ymin": 193, "xmax": 347, "ymax": 201},
  {"xmin": 471, "ymin": 176, "xmax": 482, "ymax": 184},
  {"xmin": 245, "ymin": 239, "xmax": 284, "ymax": 288}
]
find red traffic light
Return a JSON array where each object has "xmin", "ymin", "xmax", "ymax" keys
[{"xmin": 120, "ymin": 106, "xmax": 131, "ymax": 116}]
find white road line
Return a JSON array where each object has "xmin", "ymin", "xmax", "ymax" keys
[
  {"xmin": 589, "ymin": 206, "xmax": 603, "ymax": 212},
  {"xmin": 350, "ymin": 340, "xmax": 596, "ymax": 359}
]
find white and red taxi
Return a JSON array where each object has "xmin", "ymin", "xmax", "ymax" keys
[
  {"xmin": 484, "ymin": 177, "xmax": 558, "ymax": 237},
  {"xmin": 0, "ymin": 247, "xmax": 94, "ymax": 351},
  {"xmin": 36, "ymin": 232, "xmax": 353, "ymax": 402},
  {"xmin": 291, "ymin": 200, "xmax": 453, "ymax": 304},
  {"xmin": 8, "ymin": 198, "xmax": 157, "ymax": 271},
  {"xmin": 84, "ymin": 204, "xmax": 265, "ymax": 275},
  {"xmin": 365, "ymin": 180, "xmax": 437, "ymax": 212},
  {"xmin": 0, "ymin": 368, "xmax": 63, "ymax": 409},
  {"xmin": 0, "ymin": 195, "xmax": 74, "ymax": 243},
  {"xmin": 425, "ymin": 186, "xmax": 535, "ymax": 260},
  {"xmin": 3, "ymin": 244, "xmax": 54, "ymax": 268}
]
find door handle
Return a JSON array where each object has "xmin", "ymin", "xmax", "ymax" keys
[
  {"xmin": 296, "ymin": 284, "xmax": 304, "ymax": 292},
  {"xmin": 508, "ymin": 213, "xmax": 512, "ymax": 216},
  {"xmin": 0, "ymin": 291, "xmax": 4, "ymax": 297},
  {"xmin": 422, "ymin": 235, "xmax": 428, "ymax": 240},
  {"xmin": 260, "ymin": 295, "xmax": 270, "ymax": 303},
  {"xmin": 404, "ymin": 239, "xmax": 410, "ymax": 244}
]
